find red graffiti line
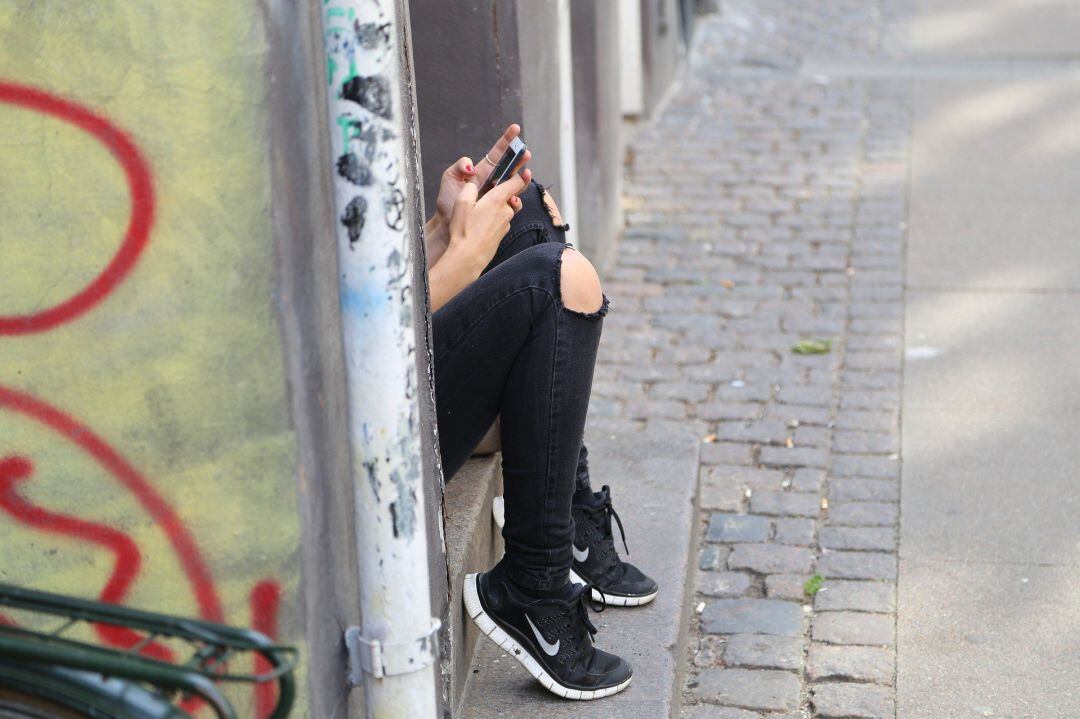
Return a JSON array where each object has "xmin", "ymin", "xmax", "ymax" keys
[
  {"xmin": 0, "ymin": 80, "xmax": 155, "ymax": 336},
  {"xmin": 250, "ymin": 580, "xmax": 283, "ymax": 718},
  {"xmin": 0, "ymin": 456, "xmax": 175, "ymax": 661},
  {"xmin": 0, "ymin": 385, "xmax": 223, "ymax": 623}
]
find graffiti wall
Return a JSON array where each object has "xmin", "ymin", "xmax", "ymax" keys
[{"xmin": 0, "ymin": 3, "xmax": 303, "ymax": 714}]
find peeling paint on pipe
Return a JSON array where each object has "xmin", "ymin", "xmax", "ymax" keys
[{"xmin": 321, "ymin": 0, "xmax": 438, "ymax": 715}]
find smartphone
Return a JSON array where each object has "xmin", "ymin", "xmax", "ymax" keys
[{"xmin": 478, "ymin": 136, "xmax": 527, "ymax": 197}]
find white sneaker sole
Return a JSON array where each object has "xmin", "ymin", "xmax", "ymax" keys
[
  {"xmin": 463, "ymin": 573, "xmax": 632, "ymax": 701},
  {"xmin": 493, "ymin": 496, "xmax": 659, "ymax": 608}
]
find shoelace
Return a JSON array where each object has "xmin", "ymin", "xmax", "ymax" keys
[
  {"xmin": 561, "ymin": 584, "xmax": 605, "ymax": 662},
  {"xmin": 582, "ymin": 485, "xmax": 629, "ymax": 556}
]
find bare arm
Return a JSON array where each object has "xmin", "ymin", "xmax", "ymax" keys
[
  {"xmin": 429, "ymin": 169, "xmax": 532, "ymax": 312},
  {"xmin": 424, "ymin": 213, "xmax": 451, "ymax": 269},
  {"xmin": 425, "ymin": 125, "xmax": 532, "ymax": 272}
]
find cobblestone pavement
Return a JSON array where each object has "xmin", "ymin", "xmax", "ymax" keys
[{"xmin": 589, "ymin": 2, "xmax": 911, "ymax": 717}]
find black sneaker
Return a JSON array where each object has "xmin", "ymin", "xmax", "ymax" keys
[
  {"xmin": 569, "ymin": 485, "xmax": 659, "ymax": 607},
  {"xmin": 463, "ymin": 568, "xmax": 632, "ymax": 700}
]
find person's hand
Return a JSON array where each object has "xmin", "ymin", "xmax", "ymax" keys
[
  {"xmin": 435, "ymin": 124, "xmax": 532, "ymax": 225},
  {"xmin": 447, "ymin": 167, "xmax": 532, "ymax": 272}
]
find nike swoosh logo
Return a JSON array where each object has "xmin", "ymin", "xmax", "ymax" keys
[
  {"xmin": 573, "ymin": 544, "xmax": 589, "ymax": 562},
  {"xmin": 525, "ymin": 613, "xmax": 560, "ymax": 657}
]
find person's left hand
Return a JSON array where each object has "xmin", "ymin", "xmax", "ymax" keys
[{"xmin": 434, "ymin": 123, "xmax": 532, "ymax": 226}]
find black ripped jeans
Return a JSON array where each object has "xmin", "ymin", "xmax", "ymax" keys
[{"xmin": 434, "ymin": 180, "xmax": 605, "ymax": 591}]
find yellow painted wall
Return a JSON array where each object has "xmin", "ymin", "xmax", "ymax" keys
[{"xmin": 0, "ymin": 3, "xmax": 303, "ymax": 714}]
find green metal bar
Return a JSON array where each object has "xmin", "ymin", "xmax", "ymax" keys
[
  {"xmin": 0, "ymin": 636, "xmax": 234, "ymax": 718},
  {"xmin": 0, "ymin": 582, "xmax": 297, "ymax": 717}
]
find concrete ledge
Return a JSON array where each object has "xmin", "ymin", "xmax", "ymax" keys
[
  {"xmin": 460, "ymin": 426, "xmax": 701, "ymax": 718},
  {"xmin": 444, "ymin": 454, "xmax": 504, "ymax": 715}
]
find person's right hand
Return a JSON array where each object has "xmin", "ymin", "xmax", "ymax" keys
[
  {"xmin": 447, "ymin": 167, "xmax": 532, "ymax": 272},
  {"xmin": 435, "ymin": 124, "xmax": 532, "ymax": 227}
]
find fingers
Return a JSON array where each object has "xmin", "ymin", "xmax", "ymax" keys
[
  {"xmin": 483, "ymin": 169, "xmax": 529, "ymax": 205},
  {"xmin": 484, "ymin": 123, "xmax": 520, "ymax": 163},
  {"xmin": 450, "ymin": 182, "xmax": 478, "ymax": 236},
  {"xmin": 450, "ymin": 156, "xmax": 476, "ymax": 179},
  {"xmin": 517, "ymin": 168, "xmax": 533, "ymax": 192}
]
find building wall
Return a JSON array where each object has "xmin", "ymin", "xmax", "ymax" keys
[
  {"xmin": 410, "ymin": 0, "xmax": 524, "ymax": 215},
  {"xmin": 640, "ymin": 0, "xmax": 685, "ymax": 114},
  {"xmin": 0, "ymin": 4, "xmax": 304, "ymax": 714},
  {"xmin": 572, "ymin": 0, "xmax": 625, "ymax": 272}
]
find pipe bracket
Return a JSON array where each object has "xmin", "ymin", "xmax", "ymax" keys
[{"xmin": 345, "ymin": 618, "xmax": 441, "ymax": 683}]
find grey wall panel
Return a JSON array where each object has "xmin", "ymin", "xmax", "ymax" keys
[
  {"xmin": 640, "ymin": 0, "xmax": 683, "ymax": 114},
  {"xmin": 410, "ymin": 0, "xmax": 524, "ymax": 214},
  {"xmin": 572, "ymin": 0, "xmax": 624, "ymax": 271},
  {"xmin": 516, "ymin": 0, "xmax": 562, "ymax": 189}
]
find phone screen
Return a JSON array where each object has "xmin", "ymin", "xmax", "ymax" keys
[{"xmin": 479, "ymin": 137, "xmax": 526, "ymax": 197}]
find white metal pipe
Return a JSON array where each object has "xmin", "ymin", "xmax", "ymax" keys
[
  {"xmin": 556, "ymin": 0, "xmax": 580, "ymax": 235},
  {"xmin": 617, "ymin": 0, "xmax": 645, "ymax": 116},
  {"xmin": 319, "ymin": 1, "xmax": 439, "ymax": 716}
]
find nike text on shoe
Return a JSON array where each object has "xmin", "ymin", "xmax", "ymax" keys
[
  {"xmin": 571, "ymin": 485, "xmax": 659, "ymax": 607},
  {"xmin": 463, "ymin": 571, "xmax": 632, "ymax": 700}
]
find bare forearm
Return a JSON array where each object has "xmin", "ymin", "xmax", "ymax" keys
[
  {"xmin": 424, "ymin": 214, "xmax": 451, "ymax": 269},
  {"xmin": 428, "ymin": 244, "xmax": 486, "ymax": 312}
]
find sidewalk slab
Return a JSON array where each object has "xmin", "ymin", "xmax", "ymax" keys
[
  {"xmin": 908, "ymin": 77, "xmax": 1080, "ymax": 290},
  {"xmin": 910, "ymin": 0, "xmax": 1080, "ymax": 58},
  {"xmin": 902, "ymin": 291, "xmax": 1080, "ymax": 564},
  {"xmin": 460, "ymin": 426, "xmax": 700, "ymax": 718},
  {"xmin": 897, "ymin": 559, "xmax": 1080, "ymax": 717}
]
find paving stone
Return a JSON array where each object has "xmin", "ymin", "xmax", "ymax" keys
[
  {"xmin": 707, "ymin": 514, "xmax": 771, "ymax": 543},
  {"xmin": 652, "ymin": 381, "xmax": 712, "ymax": 402},
  {"xmin": 790, "ymin": 468, "xmax": 825, "ymax": 492},
  {"xmin": 692, "ymin": 669, "xmax": 801, "ymax": 712},
  {"xmin": 701, "ymin": 441, "xmax": 755, "ymax": 466},
  {"xmin": 832, "ymin": 430, "xmax": 898, "ymax": 454},
  {"xmin": 793, "ymin": 425, "xmax": 829, "ymax": 447},
  {"xmin": 765, "ymin": 403, "xmax": 832, "ymax": 426},
  {"xmin": 815, "ymin": 580, "xmax": 896, "ymax": 613},
  {"xmin": 776, "ymin": 384, "xmax": 832, "ymax": 407},
  {"xmin": 764, "ymin": 574, "xmax": 811, "ymax": 601},
  {"xmin": 807, "ymin": 643, "xmax": 894, "ymax": 684},
  {"xmin": 696, "ymin": 401, "xmax": 765, "ymax": 421},
  {"xmin": 844, "ymin": 352, "xmax": 900, "ymax": 370},
  {"xmin": 624, "ymin": 398, "xmax": 688, "ymax": 420},
  {"xmin": 728, "ymin": 544, "xmax": 815, "ymax": 575},
  {"xmin": 811, "ymin": 682, "xmax": 895, "ymax": 719},
  {"xmin": 714, "ymin": 382, "xmax": 774, "ymax": 402},
  {"xmin": 826, "ymin": 501, "xmax": 898, "ymax": 527},
  {"xmin": 715, "ymin": 419, "xmax": 791, "ymax": 444},
  {"xmin": 698, "ymin": 571, "xmax": 752, "ymax": 598},
  {"xmin": 699, "ymin": 544, "xmax": 731, "ymax": 571},
  {"xmin": 708, "ymin": 466, "xmax": 786, "ymax": 492},
  {"xmin": 681, "ymin": 706, "xmax": 761, "ymax": 719},
  {"xmin": 828, "ymin": 478, "xmax": 898, "ymax": 502},
  {"xmin": 812, "ymin": 612, "xmax": 894, "ymax": 646},
  {"xmin": 750, "ymin": 492, "xmax": 820, "ymax": 518},
  {"xmin": 830, "ymin": 455, "xmax": 899, "ymax": 479},
  {"xmin": 700, "ymin": 599, "xmax": 805, "ymax": 637},
  {"xmin": 692, "ymin": 634, "xmax": 728, "ymax": 669},
  {"xmin": 818, "ymin": 525, "xmax": 895, "ymax": 551},
  {"xmin": 838, "ymin": 389, "xmax": 899, "ymax": 413},
  {"xmin": 833, "ymin": 409, "xmax": 897, "ymax": 432},
  {"xmin": 817, "ymin": 551, "xmax": 895, "ymax": 580},
  {"xmin": 758, "ymin": 446, "xmax": 828, "ymax": 468},
  {"xmin": 772, "ymin": 518, "xmax": 815, "ymax": 546},
  {"xmin": 724, "ymin": 634, "xmax": 804, "ymax": 671},
  {"xmin": 700, "ymin": 468, "xmax": 748, "ymax": 511}
]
